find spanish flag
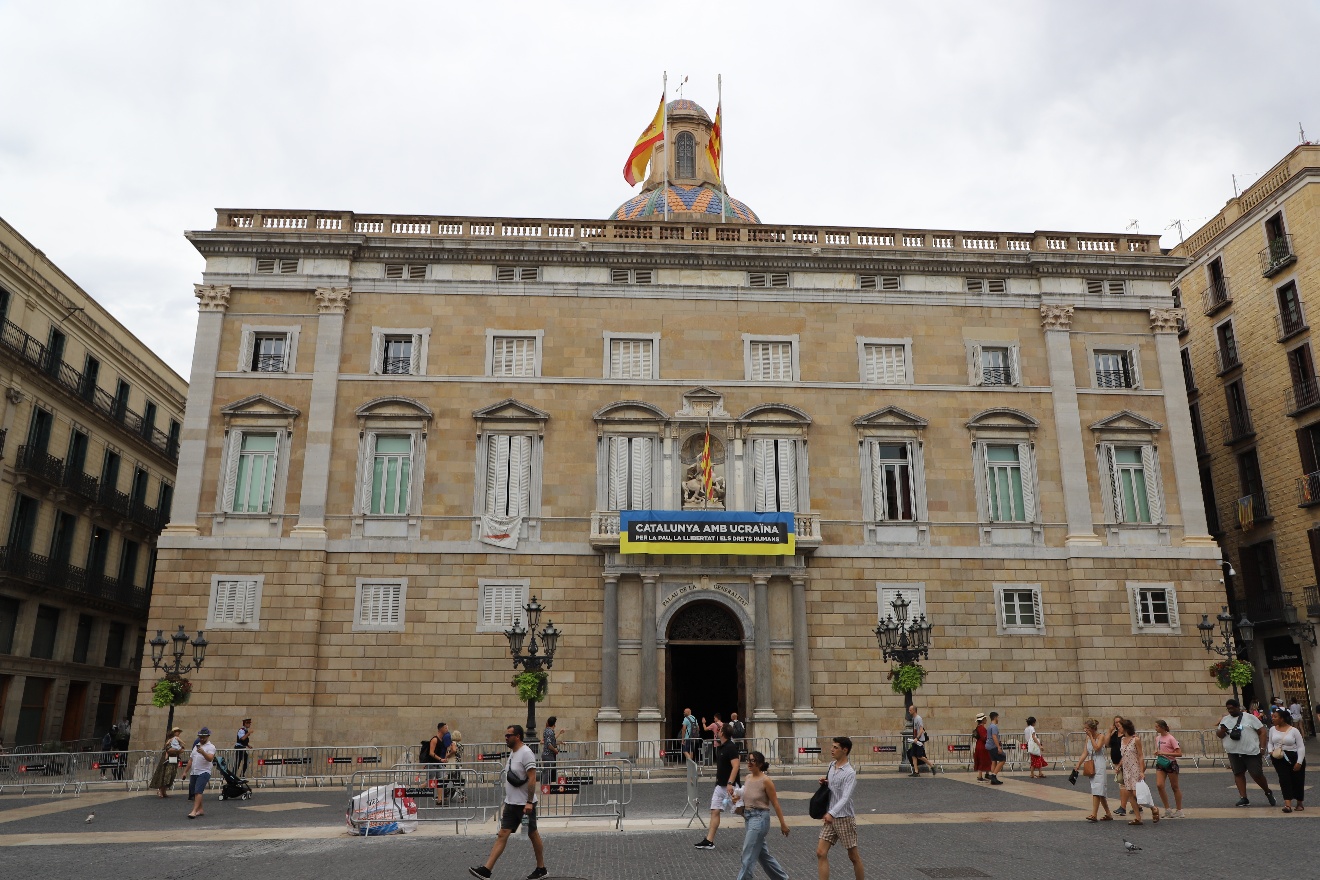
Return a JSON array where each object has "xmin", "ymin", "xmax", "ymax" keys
[
  {"xmin": 700, "ymin": 429, "xmax": 713, "ymax": 500},
  {"xmin": 706, "ymin": 102, "xmax": 723, "ymax": 183},
  {"xmin": 623, "ymin": 95, "xmax": 666, "ymax": 187}
]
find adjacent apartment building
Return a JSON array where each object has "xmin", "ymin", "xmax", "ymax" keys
[
  {"xmin": 138, "ymin": 99, "xmax": 1224, "ymax": 746},
  {"xmin": 1173, "ymin": 144, "xmax": 1320, "ymax": 731},
  {"xmin": 0, "ymin": 217, "xmax": 186, "ymax": 748}
]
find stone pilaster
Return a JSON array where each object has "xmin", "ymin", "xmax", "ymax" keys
[
  {"xmin": 751, "ymin": 576, "xmax": 778, "ymax": 741},
  {"xmin": 636, "ymin": 572, "xmax": 662, "ymax": 744},
  {"xmin": 596, "ymin": 575, "xmax": 622, "ymax": 748},
  {"xmin": 1151, "ymin": 308, "xmax": 1214, "ymax": 545},
  {"xmin": 790, "ymin": 574, "xmax": 818, "ymax": 743},
  {"xmin": 163, "ymin": 284, "xmax": 230, "ymax": 536},
  {"xmin": 1041, "ymin": 305, "xmax": 1101, "ymax": 545},
  {"xmin": 291, "ymin": 288, "xmax": 351, "ymax": 537}
]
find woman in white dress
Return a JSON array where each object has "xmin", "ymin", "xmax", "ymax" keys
[{"xmin": 1075, "ymin": 718, "xmax": 1113, "ymax": 821}]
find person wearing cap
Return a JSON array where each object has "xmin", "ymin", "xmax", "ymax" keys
[
  {"xmin": 973, "ymin": 713, "xmax": 991, "ymax": 781},
  {"xmin": 234, "ymin": 718, "xmax": 253, "ymax": 777},
  {"xmin": 150, "ymin": 726, "xmax": 185, "ymax": 798},
  {"xmin": 186, "ymin": 727, "xmax": 217, "ymax": 818}
]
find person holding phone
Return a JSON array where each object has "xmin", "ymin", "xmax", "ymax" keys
[{"xmin": 1216, "ymin": 697, "xmax": 1276, "ymax": 807}]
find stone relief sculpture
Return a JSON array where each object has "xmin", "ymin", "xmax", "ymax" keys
[{"xmin": 680, "ymin": 433, "xmax": 726, "ymax": 509}]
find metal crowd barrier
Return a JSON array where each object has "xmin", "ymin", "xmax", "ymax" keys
[
  {"xmin": 533, "ymin": 760, "xmax": 632, "ymax": 830},
  {"xmin": 0, "ymin": 751, "xmax": 83, "ymax": 795},
  {"xmin": 347, "ymin": 761, "xmax": 504, "ymax": 834}
]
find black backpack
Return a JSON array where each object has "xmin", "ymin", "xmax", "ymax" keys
[
  {"xmin": 419, "ymin": 737, "xmax": 439, "ymax": 764},
  {"xmin": 729, "ymin": 720, "xmax": 746, "ymax": 739}
]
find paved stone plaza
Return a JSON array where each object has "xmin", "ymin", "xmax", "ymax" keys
[{"xmin": 0, "ymin": 768, "xmax": 1312, "ymax": 879}]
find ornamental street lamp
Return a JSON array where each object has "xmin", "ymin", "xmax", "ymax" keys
[
  {"xmin": 149, "ymin": 625, "xmax": 209, "ymax": 734},
  {"xmin": 504, "ymin": 596, "xmax": 561, "ymax": 749},
  {"xmin": 874, "ymin": 591, "xmax": 932, "ymax": 710},
  {"xmin": 1198, "ymin": 607, "xmax": 1254, "ymax": 703}
]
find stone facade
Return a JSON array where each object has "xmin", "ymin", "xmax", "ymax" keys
[
  {"xmin": 1172, "ymin": 144, "xmax": 1320, "ymax": 728},
  {"xmin": 0, "ymin": 216, "xmax": 187, "ymax": 747}
]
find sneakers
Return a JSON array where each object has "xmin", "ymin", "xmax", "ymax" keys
[
  {"xmin": 990, "ymin": 777, "xmax": 1004, "ymax": 785},
  {"xmin": 527, "ymin": 869, "xmax": 549, "ymax": 880},
  {"xmin": 468, "ymin": 869, "xmax": 491, "ymax": 880},
  {"xmin": 1266, "ymin": 791, "xmax": 1277, "ymax": 807},
  {"xmin": 1114, "ymin": 807, "xmax": 1127, "ymax": 816},
  {"xmin": 695, "ymin": 838, "xmax": 715, "ymax": 849},
  {"xmin": 1235, "ymin": 797, "xmax": 1250, "ymax": 807},
  {"xmin": 909, "ymin": 771, "xmax": 920, "ymax": 777}
]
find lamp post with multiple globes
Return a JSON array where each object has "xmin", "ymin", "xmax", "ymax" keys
[{"xmin": 503, "ymin": 596, "xmax": 561, "ymax": 750}]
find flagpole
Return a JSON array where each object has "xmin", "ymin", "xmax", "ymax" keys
[
  {"xmin": 718, "ymin": 74, "xmax": 727, "ymax": 223},
  {"xmin": 662, "ymin": 71, "xmax": 670, "ymax": 222}
]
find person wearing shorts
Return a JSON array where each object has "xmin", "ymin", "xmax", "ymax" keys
[
  {"xmin": 185, "ymin": 727, "xmax": 216, "ymax": 819},
  {"xmin": 985, "ymin": 712, "xmax": 1006, "ymax": 784},
  {"xmin": 469, "ymin": 725, "xmax": 547, "ymax": 880},
  {"xmin": 817, "ymin": 736, "xmax": 864, "ymax": 880},
  {"xmin": 1216, "ymin": 698, "xmax": 1275, "ymax": 808},
  {"xmin": 695, "ymin": 724, "xmax": 742, "ymax": 849}
]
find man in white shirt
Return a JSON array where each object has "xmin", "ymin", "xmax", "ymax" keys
[
  {"xmin": 186, "ymin": 727, "xmax": 217, "ymax": 819},
  {"xmin": 470, "ymin": 725, "xmax": 547, "ymax": 880},
  {"xmin": 1216, "ymin": 698, "xmax": 1276, "ymax": 807},
  {"xmin": 816, "ymin": 736, "xmax": 864, "ymax": 880}
]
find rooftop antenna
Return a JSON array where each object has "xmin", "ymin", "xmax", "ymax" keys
[
  {"xmin": 1126, "ymin": 219, "xmax": 1140, "ymax": 234},
  {"xmin": 1232, "ymin": 174, "xmax": 1239, "ymax": 197},
  {"xmin": 1165, "ymin": 220, "xmax": 1185, "ymax": 243},
  {"xmin": 675, "ymin": 75, "xmax": 688, "ymax": 99},
  {"xmin": 58, "ymin": 306, "xmax": 85, "ymax": 324},
  {"xmin": 1302, "ymin": 122, "xmax": 1312, "ymax": 145}
]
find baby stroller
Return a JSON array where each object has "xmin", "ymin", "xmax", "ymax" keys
[{"xmin": 214, "ymin": 755, "xmax": 253, "ymax": 801}]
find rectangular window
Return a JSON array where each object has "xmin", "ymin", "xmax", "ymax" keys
[
  {"xmin": 1278, "ymin": 282, "xmax": 1306, "ymax": 338},
  {"xmin": 384, "ymin": 263, "xmax": 427, "ymax": 280},
  {"xmin": 72, "ymin": 614, "xmax": 92, "ymax": 664},
  {"xmin": 112, "ymin": 380, "xmax": 130, "ymax": 419},
  {"xmin": 229, "ymin": 432, "xmax": 278, "ymax": 513},
  {"xmin": 207, "ymin": 576, "xmax": 262, "ymax": 628},
  {"xmin": 607, "ymin": 338, "xmax": 655, "ymax": 379},
  {"xmin": 365, "ymin": 435, "xmax": 413, "ymax": 516},
  {"xmin": 870, "ymin": 442, "xmax": 915, "ymax": 521},
  {"xmin": 27, "ymin": 407, "xmax": 53, "ymax": 454},
  {"xmin": 605, "ymin": 436, "xmax": 653, "ymax": 510},
  {"xmin": 966, "ymin": 278, "xmax": 1007, "ymax": 294},
  {"xmin": 1180, "ymin": 347, "xmax": 1196, "ymax": 393},
  {"xmin": 31, "ymin": 605, "xmax": 60, "ymax": 660},
  {"xmin": 1287, "ymin": 344, "xmax": 1318, "ymax": 412},
  {"xmin": 1094, "ymin": 350, "xmax": 1136, "ymax": 389},
  {"xmin": 86, "ymin": 526, "xmax": 109, "ymax": 577},
  {"xmin": 1128, "ymin": 583, "xmax": 1181, "ymax": 633},
  {"xmin": 858, "ymin": 275, "xmax": 900, "ymax": 291},
  {"xmin": 491, "ymin": 336, "xmax": 538, "ymax": 377},
  {"xmin": 1085, "ymin": 279, "xmax": 1127, "ymax": 296},
  {"xmin": 252, "ymin": 333, "xmax": 289, "ymax": 372},
  {"xmin": 0, "ymin": 596, "xmax": 19, "ymax": 654},
  {"xmin": 45, "ymin": 328, "xmax": 66, "ymax": 375},
  {"xmin": 1237, "ymin": 449, "xmax": 1267, "ymax": 521},
  {"xmin": 104, "ymin": 622, "xmax": 125, "ymax": 668},
  {"xmin": 1190, "ymin": 403, "xmax": 1208, "ymax": 457},
  {"xmin": 255, "ymin": 258, "xmax": 298, "ymax": 274},
  {"xmin": 610, "ymin": 268, "xmax": 654, "ymax": 284},
  {"xmin": 381, "ymin": 336, "xmax": 414, "ymax": 375},
  {"xmin": 752, "ymin": 438, "xmax": 799, "ymax": 512},
  {"xmin": 996, "ymin": 585, "xmax": 1044, "ymax": 635},
  {"xmin": 484, "ymin": 434, "xmax": 533, "ymax": 517},
  {"xmin": 118, "ymin": 540, "xmax": 140, "ymax": 586},
  {"xmin": 974, "ymin": 345, "xmax": 1018, "ymax": 386},
  {"xmin": 477, "ymin": 580, "xmax": 529, "ymax": 632},
  {"xmin": 496, "ymin": 266, "xmax": 541, "ymax": 282},
  {"xmin": 355, "ymin": 579, "xmax": 406, "ymax": 631},
  {"xmin": 102, "ymin": 450, "xmax": 121, "ymax": 493},
  {"xmin": 67, "ymin": 430, "xmax": 88, "ymax": 476},
  {"xmin": 748, "ymin": 272, "xmax": 790, "ymax": 288},
  {"xmin": 861, "ymin": 343, "xmax": 908, "ymax": 384},
  {"xmin": 985, "ymin": 445, "xmax": 1027, "ymax": 522},
  {"xmin": 1224, "ymin": 379, "xmax": 1251, "ymax": 440},
  {"xmin": 1216, "ymin": 320, "xmax": 1238, "ymax": 371},
  {"xmin": 877, "ymin": 583, "xmax": 927, "ymax": 623},
  {"xmin": 749, "ymin": 340, "xmax": 795, "ymax": 381},
  {"xmin": 130, "ymin": 467, "xmax": 149, "ymax": 506},
  {"xmin": 8, "ymin": 494, "xmax": 39, "ymax": 555},
  {"xmin": 1105, "ymin": 445, "xmax": 1160, "ymax": 524}
]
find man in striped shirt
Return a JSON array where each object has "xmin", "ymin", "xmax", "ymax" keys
[{"xmin": 816, "ymin": 736, "xmax": 864, "ymax": 880}]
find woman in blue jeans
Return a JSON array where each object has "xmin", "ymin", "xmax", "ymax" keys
[{"xmin": 736, "ymin": 750, "xmax": 791, "ymax": 880}]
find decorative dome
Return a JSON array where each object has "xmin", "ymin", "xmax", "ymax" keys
[
  {"xmin": 666, "ymin": 99, "xmax": 710, "ymax": 121},
  {"xmin": 613, "ymin": 185, "xmax": 760, "ymax": 224}
]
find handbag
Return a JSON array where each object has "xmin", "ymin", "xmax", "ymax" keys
[
  {"xmin": 1155, "ymin": 755, "xmax": 1174, "ymax": 771},
  {"xmin": 808, "ymin": 776, "xmax": 831, "ymax": 820},
  {"xmin": 1027, "ymin": 739, "xmax": 1041, "ymax": 757},
  {"xmin": 1270, "ymin": 747, "xmax": 1285, "ymax": 760},
  {"xmin": 1081, "ymin": 757, "xmax": 1096, "ymax": 777}
]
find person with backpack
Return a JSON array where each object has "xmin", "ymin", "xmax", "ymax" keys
[
  {"xmin": 421, "ymin": 721, "xmax": 452, "ymax": 765},
  {"xmin": 728, "ymin": 712, "xmax": 747, "ymax": 752},
  {"xmin": 681, "ymin": 707, "xmax": 701, "ymax": 763}
]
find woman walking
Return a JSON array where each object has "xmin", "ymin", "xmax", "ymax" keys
[
  {"xmin": 149, "ymin": 726, "xmax": 184, "ymax": 798},
  {"xmin": 1119, "ymin": 719, "xmax": 1157, "ymax": 824},
  {"xmin": 1075, "ymin": 719, "xmax": 1113, "ymax": 822},
  {"xmin": 735, "ymin": 750, "xmax": 790, "ymax": 880},
  {"xmin": 973, "ymin": 713, "xmax": 991, "ymax": 781},
  {"xmin": 1153, "ymin": 720, "xmax": 1183, "ymax": 818},
  {"xmin": 1024, "ymin": 716, "xmax": 1047, "ymax": 778},
  {"xmin": 1268, "ymin": 707, "xmax": 1306, "ymax": 812}
]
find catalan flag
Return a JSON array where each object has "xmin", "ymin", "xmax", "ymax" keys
[
  {"xmin": 706, "ymin": 101, "xmax": 723, "ymax": 183},
  {"xmin": 700, "ymin": 429, "xmax": 714, "ymax": 501},
  {"xmin": 623, "ymin": 94, "xmax": 666, "ymax": 187}
]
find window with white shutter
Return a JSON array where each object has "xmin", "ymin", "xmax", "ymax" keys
[
  {"xmin": 384, "ymin": 264, "xmax": 427, "ymax": 280},
  {"xmin": 752, "ymin": 438, "xmax": 800, "ymax": 512},
  {"xmin": 607, "ymin": 338, "xmax": 655, "ymax": 379},
  {"xmin": 748, "ymin": 339, "xmax": 796, "ymax": 381},
  {"xmin": 862, "ymin": 343, "xmax": 908, "ymax": 384},
  {"xmin": 877, "ymin": 583, "xmax": 927, "ymax": 625},
  {"xmin": 859, "ymin": 275, "xmax": 900, "ymax": 291},
  {"xmin": 966, "ymin": 278, "xmax": 1007, "ymax": 294},
  {"xmin": 354, "ymin": 579, "xmax": 406, "ymax": 631},
  {"xmin": 605, "ymin": 436, "xmax": 654, "ymax": 510},
  {"xmin": 984, "ymin": 444, "xmax": 1029, "ymax": 522},
  {"xmin": 484, "ymin": 434, "xmax": 533, "ymax": 516},
  {"xmin": 1086, "ymin": 278, "xmax": 1127, "ymax": 296},
  {"xmin": 996, "ymin": 584, "xmax": 1044, "ymax": 635},
  {"xmin": 206, "ymin": 575, "xmax": 264, "ymax": 629},
  {"xmin": 1094, "ymin": 349, "xmax": 1138, "ymax": 389},
  {"xmin": 870, "ymin": 441, "xmax": 915, "ymax": 521},
  {"xmin": 238, "ymin": 326, "xmax": 300, "ymax": 373},
  {"xmin": 370, "ymin": 329, "xmax": 427, "ymax": 375},
  {"xmin": 477, "ymin": 580, "xmax": 530, "ymax": 632},
  {"xmin": 1102, "ymin": 444, "xmax": 1162, "ymax": 525},
  {"xmin": 1128, "ymin": 583, "xmax": 1180, "ymax": 633},
  {"xmin": 491, "ymin": 335, "xmax": 538, "ymax": 377},
  {"xmin": 748, "ymin": 272, "xmax": 790, "ymax": 288}
]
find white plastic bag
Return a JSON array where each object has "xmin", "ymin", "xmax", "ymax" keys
[
  {"xmin": 346, "ymin": 784, "xmax": 402, "ymax": 835},
  {"xmin": 1134, "ymin": 779, "xmax": 1155, "ymax": 807}
]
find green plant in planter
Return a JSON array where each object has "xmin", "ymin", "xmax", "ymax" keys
[
  {"xmin": 151, "ymin": 677, "xmax": 192, "ymax": 707},
  {"xmin": 512, "ymin": 671, "xmax": 549, "ymax": 703},
  {"xmin": 1208, "ymin": 660, "xmax": 1254, "ymax": 690},
  {"xmin": 888, "ymin": 663, "xmax": 927, "ymax": 695}
]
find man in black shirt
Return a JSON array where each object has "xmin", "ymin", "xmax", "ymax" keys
[{"xmin": 694, "ymin": 725, "xmax": 741, "ymax": 850}]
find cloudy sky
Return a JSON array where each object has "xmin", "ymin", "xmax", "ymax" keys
[{"xmin": 2, "ymin": 1, "xmax": 1317, "ymax": 379}]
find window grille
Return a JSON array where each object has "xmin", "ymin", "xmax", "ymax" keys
[
  {"xmin": 255, "ymin": 258, "xmax": 298, "ymax": 274},
  {"xmin": 496, "ymin": 266, "xmax": 540, "ymax": 282}
]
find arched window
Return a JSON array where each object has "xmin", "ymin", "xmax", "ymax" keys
[{"xmin": 676, "ymin": 131, "xmax": 696, "ymax": 178}]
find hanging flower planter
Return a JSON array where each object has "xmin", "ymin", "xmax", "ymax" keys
[
  {"xmin": 1208, "ymin": 660, "xmax": 1253, "ymax": 690},
  {"xmin": 887, "ymin": 663, "xmax": 927, "ymax": 695},
  {"xmin": 512, "ymin": 671, "xmax": 548, "ymax": 703},
  {"xmin": 151, "ymin": 677, "xmax": 192, "ymax": 707}
]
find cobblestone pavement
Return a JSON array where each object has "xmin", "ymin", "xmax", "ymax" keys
[{"xmin": 0, "ymin": 769, "xmax": 1312, "ymax": 879}]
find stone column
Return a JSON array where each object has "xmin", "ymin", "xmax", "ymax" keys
[
  {"xmin": 636, "ymin": 572, "xmax": 662, "ymax": 744},
  {"xmin": 291, "ymin": 288, "xmax": 351, "ymax": 537},
  {"xmin": 596, "ymin": 574, "xmax": 623, "ymax": 749},
  {"xmin": 1151, "ymin": 308, "xmax": 1214, "ymax": 545},
  {"xmin": 163, "ymin": 285, "xmax": 230, "ymax": 536},
  {"xmin": 751, "ymin": 576, "xmax": 779, "ymax": 741},
  {"xmin": 789, "ymin": 574, "xmax": 818, "ymax": 744},
  {"xmin": 1041, "ymin": 306, "xmax": 1101, "ymax": 545}
]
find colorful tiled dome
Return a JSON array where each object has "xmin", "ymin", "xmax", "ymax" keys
[
  {"xmin": 612, "ymin": 184, "xmax": 761, "ymax": 224},
  {"xmin": 666, "ymin": 99, "xmax": 710, "ymax": 121}
]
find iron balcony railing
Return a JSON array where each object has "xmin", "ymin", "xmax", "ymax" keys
[
  {"xmin": 253, "ymin": 353, "xmax": 287, "ymax": 372},
  {"xmin": 0, "ymin": 546, "xmax": 148, "ymax": 610},
  {"xmin": 14, "ymin": 444, "xmax": 66, "ymax": 486},
  {"xmin": 1227, "ymin": 491, "xmax": 1269, "ymax": 530},
  {"xmin": 1095, "ymin": 369, "xmax": 1134, "ymax": 389},
  {"xmin": 1216, "ymin": 341, "xmax": 1241, "ymax": 373},
  {"xmin": 1221, "ymin": 408, "xmax": 1255, "ymax": 445},
  {"xmin": 381, "ymin": 356, "xmax": 412, "ymax": 375},
  {"xmin": 1276, "ymin": 306, "xmax": 1308, "ymax": 341},
  {"xmin": 981, "ymin": 367, "xmax": 1012, "ymax": 386},
  {"xmin": 1202, "ymin": 277, "xmax": 1232, "ymax": 315},
  {"xmin": 12, "ymin": 445, "xmax": 160, "ymax": 530},
  {"xmin": 1259, "ymin": 235, "xmax": 1296, "ymax": 277},
  {"xmin": 62, "ymin": 467, "xmax": 100, "ymax": 504},
  {"xmin": 1286, "ymin": 376, "xmax": 1320, "ymax": 416},
  {"xmin": 1298, "ymin": 470, "xmax": 1320, "ymax": 506},
  {"xmin": 0, "ymin": 318, "xmax": 177, "ymax": 462},
  {"xmin": 1238, "ymin": 590, "xmax": 1296, "ymax": 625},
  {"xmin": 1305, "ymin": 585, "xmax": 1320, "ymax": 619}
]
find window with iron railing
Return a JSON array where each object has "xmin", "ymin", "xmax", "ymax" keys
[
  {"xmin": 1094, "ymin": 350, "xmax": 1136, "ymax": 389},
  {"xmin": 1260, "ymin": 234, "xmax": 1296, "ymax": 276},
  {"xmin": 1277, "ymin": 282, "xmax": 1306, "ymax": 339},
  {"xmin": 252, "ymin": 334, "xmax": 288, "ymax": 371},
  {"xmin": 1216, "ymin": 322, "xmax": 1240, "ymax": 372}
]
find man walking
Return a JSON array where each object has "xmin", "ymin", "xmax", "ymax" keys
[
  {"xmin": 470, "ymin": 725, "xmax": 547, "ymax": 880},
  {"xmin": 816, "ymin": 736, "xmax": 864, "ymax": 880},
  {"xmin": 681, "ymin": 707, "xmax": 700, "ymax": 763},
  {"xmin": 185, "ymin": 727, "xmax": 216, "ymax": 819},
  {"xmin": 728, "ymin": 711, "xmax": 746, "ymax": 751},
  {"xmin": 986, "ymin": 712, "xmax": 1005, "ymax": 784},
  {"xmin": 695, "ymin": 723, "xmax": 741, "ymax": 850},
  {"xmin": 907, "ymin": 704, "xmax": 937, "ymax": 776},
  {"xmin": 1216, "ymin": 698, "xmax": 1276, "ymax": 807}
]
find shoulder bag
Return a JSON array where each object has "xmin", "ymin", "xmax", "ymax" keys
[{"xmin": 808, "ymin": 767, "xmax": 832, "ymax": 820}]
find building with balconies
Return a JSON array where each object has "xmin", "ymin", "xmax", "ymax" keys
[
  {"xmin": 1172, "ymin": 144, "xmax": 1320, "ymax": 730},
  {"xmin": 0, "ymin": 216, "xmax": 186, "ymax": 748},
  {"xmin": 137, "ymin": 100, "xmax": 1225, "ymax": 746}
]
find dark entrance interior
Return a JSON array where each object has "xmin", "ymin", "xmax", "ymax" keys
[{"xmin": 664, "ymin": 600, "xmax": 745, "ymax": 750}]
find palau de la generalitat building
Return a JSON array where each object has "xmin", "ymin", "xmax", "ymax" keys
[{"xmin": 135, "ymin": 99, "xmax": 1226, "ymax": 747}]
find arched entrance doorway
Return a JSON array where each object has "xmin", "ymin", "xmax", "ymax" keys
[{"xmin": 664, "ymin": 600, "xmax": 745, "ymax": 748}]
